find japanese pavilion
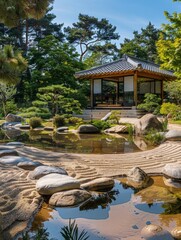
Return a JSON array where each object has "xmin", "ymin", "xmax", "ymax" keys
[{"xmin": 75, "ymin": 55, "xmax": 175, "ymax": 109}]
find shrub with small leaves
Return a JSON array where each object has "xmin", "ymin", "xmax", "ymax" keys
[
  {"xmin": 144, "ymin": 129, "xmax": 165, "ymax": 146},
  {"xmin": 68, "ymin": 117, "xmax": 83, "ymax": 125},
  {"xmin": 91, "ymin": 119, "xmax": 111, "ymax": 131},
  {"xmin": 29, "ymin": 117, "xmax": 42, "ymax": 129},
  {"xmin": 53, "ymin": 115, "xmax": 66, "ymax": 128}
]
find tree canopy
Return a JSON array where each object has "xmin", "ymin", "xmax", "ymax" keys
[
  {"xmin": 157, "ymin": 6, "xmax": 181, "ymax": 77},
  {"xmin": 64, "ymin": 14, "xmax": 120, "ymax": 62},
  {"xmin": 0, "ymin": 0, "xmax": 53, "ymax": 27},
  {"xmin": 120, "ymin": 22, "xmax": 160, "ymax": 62}
]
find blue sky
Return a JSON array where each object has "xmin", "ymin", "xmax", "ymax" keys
[{"xmin": 52, "ymin": 0, "xmax": 180, "ymax": 43}]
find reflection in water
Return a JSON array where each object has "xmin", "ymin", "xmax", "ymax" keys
[
  {"xmin": 0, "ymin": 129, "xmax": 143, "ymax": 154},
  {"xmin": 31, "ymin": 177, "xmax": 181, "ymax": 240}
]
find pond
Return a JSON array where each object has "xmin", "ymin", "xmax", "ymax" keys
[
  {"xmin": 0, "ymin": 128, "xmax": 148, "ymax": 154},
  {"xmin": 30, "ymin": 176, "xmax": 181, "ymax": 240}
]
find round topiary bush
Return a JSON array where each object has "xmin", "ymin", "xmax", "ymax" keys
[
  {"xmin": 53, "ymin": 115, "xmax": 66, "ymax": 128},
  {"xmin": 29, "ymin": 117, "xmax": 43, "ymax": 129}
]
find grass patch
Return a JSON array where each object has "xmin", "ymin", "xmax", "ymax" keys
[{"xmin": 169, "ymin": 120, "xmax": 181, "ymax": 125}]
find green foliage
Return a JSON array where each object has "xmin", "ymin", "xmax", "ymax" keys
[
  {"xmin": 53, "ymin": 115, "xmax": 66, "ymax": 128},
  {"xmin": 0, "ymin": 0, "xmax": 51, "ymax": 27},
  {"xmin": 160, "ymin": 117, "xmax": 168, "ymax": 132},
  {"xmin": 29, "ymin": 117, "xmax": 42, "ymax": 129},
  {"xmin": 22, "ymin": 227, "xmax": 49, "ymax": 240},
  {"xmin": 0, "ymin": 45, "xmax": 27, "ymax": 85},
  {"xmin": 34, "ymin": 84, "xmax": 82, "ymax": 116},
  {"xmin": 60, "ymin": 219, "xmax": 89, "ymax": 240},
  {"xmin": 120, "ymin": 22, "xmax": 160, "ymax": 62},
  {"xmin": 19, "ymin": 107, "xmax": 51, "ymax": 119},
  {"xmin": 160, "ymin": 102, "xmax": 181, "ymax": 117},
  {"xmin": 164, "ymin": 80, "xmax": 181, "ymax": 105},
  {"xmin": 156, "ymin": 2, "xmax": 181, "ymax": 77},
  {"xmin": 144, "ymin": 129, "xmax": 165, "ymax": 146},
  {"xmin": 108, "ymin": 110, "xmax": 121, "ymax": 124},
  {"xmin": 64, "ymin": 13, "xmax": 119, "ymax": 61},
  {"xmin": 137, "ymin": 93, "xmax": 161, "ymax": 114},
  {"xmin": 126, "ymin": 123, "xmax": 134, "ymax": 136},
  {"xmin": 91, "ymin": 120, "xmax": 111, "ymax": 131},
  {"xmin": 68, "ymin": 117, "xmax": 83, "ymax": 125}
]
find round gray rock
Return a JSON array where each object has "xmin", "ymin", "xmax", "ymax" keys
[
  {"xmin": 28, "ymin": 165, "xmax": 68, "ymax": 180},
  {"xmin": 56, "ymin": 126, "xmax": 69, "ymax": 133},
  {"xmin": 49, "ymin": 189, "xmax": 92, "ymax": 207},
  {"xmin": 0, "ymin": 156, "xmax": 32, "ymax": 165},
  {"xmin": 141, "ymin": 224, "xmax": 174, "ymax": 240},
  {"xmin": 0, "ymin": 149, "xmax": 18, "ymax": 157},
  {"xmin": 77, "ymin": 124, "xmax": 99, "ymax": 133},
  {"xmin": 163, "ymin": 163, "xmax": 181, "ymax": 181},
  {"xmin": 165, "ymin": 130, "xmax": 181, "ymax": 141},
  {"xmin": 36, "ymin": 173, "xmax": 80, "ymax": 195},
  {"xmin": 81, "ymin": 177, "xmax": 114, "ymax": 191},
  {"xmin": 17, "ymin": 161, "xmax": 43, "ymax": 171},
  {"xmin": 6, "ymin": 142, "xmax": 24, "ymax": 147},
  {"xmin": 127, "ymin": 167, "xmax": 150, "ymax": 188},
  {"xmin": 5, "ymin": 113, "xmax": 24, "ymax": 123}
]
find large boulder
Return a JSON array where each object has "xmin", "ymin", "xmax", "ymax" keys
[
  {"xmin": 5, "ymin": 113, "xmax": 24, "ymax": 123},
  {"xmin": 81, "ymin": 177, "xmax": 114, "ymax": 191},
  {"xmin": 28, "ymin": 165, "xmax": 68, "ymax": 180},
  {"xmin": 77, "ymin": 124, "xmax": 99, "ymax": 134},
  {"xmin": 127, "ymin": 167, "xmax": 150, "ymax": 188},
  {"xmin": 141, "ymin": 224, "xmax": 174, "ymax": 240},
  {"xmin": 162, "ymin": 163, "xmax": 181, "ymax": 182},
  {"xmin": 36, "ymin": 173, "xmax": 80, "ymax": 195},
  {"xmin": 134, "ymin": 114, "xmax": 163, "ymax": 135},
  {"xmin": 165, "ymin": 130, "xmax": 181, "ymax": 141},
  {"xmin": 49, "ymin": 189, "xmax": 91, "ymax": 207}
]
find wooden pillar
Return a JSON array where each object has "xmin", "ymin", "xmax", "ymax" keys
[
  {"xmin": 161, "ymin": 80, "xmax": 164, "ymax": 103},
  {"xmin": 116, "ymin": 81, "xmax": 119, "ymax": 104},
  {"xmin": 90, "ymin": 79, "xmax": 94, "ymax": 108},
  {"xmin": 133, "ymin": 71, "xmax": 138, "ymax": 106}
]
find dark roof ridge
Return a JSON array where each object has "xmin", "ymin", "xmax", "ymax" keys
[{"xmin": 124, "ymin": 54, "xmax": 160, "ymax": 67}]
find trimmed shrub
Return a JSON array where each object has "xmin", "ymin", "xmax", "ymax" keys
[
  {"xmin": 53, "ymin": 115, "xmax": 66, "ymax": 128},
  {"xmin": 68, "ymin": 117, "xmax": 83, "ymax": 125},
  {"xmin": 29, "ymin": 117, "xmax": 42, "ymax": 129},
  {"xmin": 160, "ymin": 102, "xmax": 181, "ymax": 118},
  {"xmin": 144, "ymin": 129, "xmax": 165, "ymax": 146},
  {"xmin": 19, "ymin": 107, "xmax": 51, "ymax": 119},
  {"xmin": 91, "ymin": 119, "xmax": 111, "ymax": 131},
  {"xmin": 137, "ymin": 93, "xmax": 161, "ymax": 114}
]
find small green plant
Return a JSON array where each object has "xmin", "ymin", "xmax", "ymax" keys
[
  {"xmin": 53, "ymin": 114, "xmax": 66, "ymax": 128},
  {"xmin": 60, "ymin": 219, "xmax": 89, "ymax": 240},
  {"xmin": 91, "ymin": 119, "xmax": 111, "ymax": 131},
  {"xmin": 108, "ymin": 110, "xmax": 121, "ymax": 124},
  {"xmin": 137, "ymin": 93, "xmax": 161, "ymax": 114},
  {"xmin": 144, "ymin": 129, "xmax": 165, "ymax": 146},
  {"xmin": 68, "ymin": 117, "xmax": 83, "ymax": 125},
  {"xmin": 160, "ymin": 102, "xmax": 181, "ymax": 118},
  {"xmin": 126, "ymin": 123, "xmax": 134, "ymax": 136},
  {"xmin": 160, "ymin": 117, "xmax": 168, "ymax": 132},
  {"xmin": 29, "ymin": 117, "xmax": 43, "ymax": 129},
  {"xmin": 22, "ymin": 228, "xmax": 49, "ymax": 240}
]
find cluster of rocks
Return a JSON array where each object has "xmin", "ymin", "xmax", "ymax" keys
[
  {"xmin": 0, "ymin": 142, "xmax": 115, "ymax": 209},
  {"xmin": 124, "ymin": 166, "xmax": 181, "ymax": 240}
]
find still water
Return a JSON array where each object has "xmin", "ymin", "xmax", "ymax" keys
[
  {"xmin": 31, "ymin": 177, "xmax": 181, "ymax": 240},
  {"xmin": 0, "ymin": 129, "xmax": 146, "ymax": 154}
]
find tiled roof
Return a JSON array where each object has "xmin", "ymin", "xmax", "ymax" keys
[{"xmin": 75, "ymin": 55, "xmax": 175, "ymax": 79}]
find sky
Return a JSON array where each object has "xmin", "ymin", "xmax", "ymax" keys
[{"xmin": 51, "ymin": 0, "xmax": 180, "ymax": 44}]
